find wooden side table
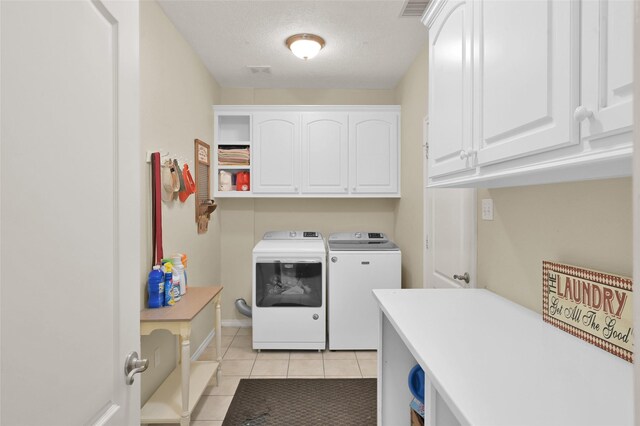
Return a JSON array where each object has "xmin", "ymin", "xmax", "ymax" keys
[{"xmin": 140, "ymin": 286, "xmax": 223, "ymax": 426}]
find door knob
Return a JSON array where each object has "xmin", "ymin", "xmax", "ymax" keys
[
  {"xmin": 573, "ymin": 106, "xmax": 593, "ymax": 122},
  {"xmin": 124, "ymin": 351, "xmax": 148, "ymax": 385},
  {"xmin": 453, "ymin": 272, "xmax": 470, "ymax": 284}
]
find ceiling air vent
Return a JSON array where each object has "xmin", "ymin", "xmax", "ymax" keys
[
  {"xmin": 247, "ymin": 65, "xmax": 271, "ymax": 74},
  {"xmin": 400, "ymin": 0, "xmax": 430, "ymax": 17}
]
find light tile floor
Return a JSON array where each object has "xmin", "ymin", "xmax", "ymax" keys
[{"xmin": 189, "ymin": 326, "xmax": 378, "ymax": 424}]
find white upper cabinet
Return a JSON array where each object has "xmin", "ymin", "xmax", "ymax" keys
[
  {"xmin": 474, "ymin": 0, "xmax": 579, "ymax": 166},
  {"xmin": 579, "ymin": 0, "xmax": 633, "ymax": 142},
  {"xmin": 252, "ymin": 112, "xmax": 301, "ymax": 194},
  {"xmin": 213, "ymin": 106, "xmax": 401, "ymax": 197},
  {"xmin": 301, "ymin": 112, "xmax": 349, "ymax": 194},
  {"xmin": 349, "ymin": 112, "xmax": 400, "ymax": 194},
  {"xmin": 427, "ymin": 0, "xmax": 474, "ymax": 178},
  {"xmin": 423, "ymin": 0, "xmax": 633, "ymax": 188}
]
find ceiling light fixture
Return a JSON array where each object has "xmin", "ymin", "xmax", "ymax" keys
[{"xmin": 286, "ymin": 33, "xmax": 325, "ymax": 60}]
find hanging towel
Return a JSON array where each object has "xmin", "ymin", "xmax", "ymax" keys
[
  {"xmin": 174, "ymin": 159, "xmax": 186, "ymax": 192},
  {"xmin": 151, "ymin": 153, "xmax": 164, "ymax": 264},
  {"xmin": 161, "ymin": 159, "xmax": 175, "ymax": 202},
  {"xmin": 179, "ymin": 163, "xmax": 196, "ymax": 202}
]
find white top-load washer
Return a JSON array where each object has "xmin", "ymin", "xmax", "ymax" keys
[
  {"xmin": 328, "ymin": 232, "xmax": 401, "ymax": 350},
  {"xmin": 252, "ymin": 231, "xmax": 326, "ymax": 350}
]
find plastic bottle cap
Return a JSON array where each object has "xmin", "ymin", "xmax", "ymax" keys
[{"xmin": 153, "ymin": 266, "xmax": 161, "ymax": 270}]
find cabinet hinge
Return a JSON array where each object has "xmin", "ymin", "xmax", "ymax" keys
[
  {"xmin": 425, "ymin": 142, "xmax": 429, "ymax": 159},
  {"xmin": 425, "ymin": 236, "xmax": 429, "ymax": 250}
]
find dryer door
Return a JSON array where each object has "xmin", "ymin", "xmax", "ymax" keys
[
  {"xmin": 255, "ymin": 260, "xmax": 322, "ymax": 307},
  {"xmin": 253, "ymin": 258, "xmax": 326, "ymax": 349}
]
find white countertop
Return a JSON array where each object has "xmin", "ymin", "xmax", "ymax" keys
[{"xmin": 373, "ymin": 288, "xmax": 633, "ymax": 426}]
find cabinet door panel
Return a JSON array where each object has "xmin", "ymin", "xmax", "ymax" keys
[
  {"xmin": 302, "ymin": 113, "xmax": 348, "ymax": 194},
  {"xmin": 428, "ymin": 0, "xmax": 473, "ymax": 178},
  {"xmin": 349, "ymin": 113, "xmax": 399, "ymax": 194},
  {"xmin": 475, "ymin": 0, "xmax": 579, "ymax": 165},
  {"xmin": 580, "ymin": 0, "xmax": 633, "ymax": 141},
  {"xmin": 253, "ymin": 112, "xmax": 300, "ymax": 193}
]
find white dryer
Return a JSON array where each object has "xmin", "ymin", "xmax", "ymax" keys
[
  {"xmin": 252, "ymin": 231, "xmax": 326, "ymax": 350},
  {"xmin": 328, "ymin": 232, "xmax": 401, "ymax": 350}
]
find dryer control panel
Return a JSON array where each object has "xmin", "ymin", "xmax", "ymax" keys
[{"xmin": 263, "ymin": 230, "xmax": 322, "ymax": 240}]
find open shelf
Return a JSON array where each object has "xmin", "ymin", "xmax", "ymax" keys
[
  {"xmin": 140, "ymin": 361, "xmax": 219, "ymax": 424},
  {"xmin": 218, "ymin": 165, "xmax": 250, "ymax": 170},
  {"xmin": 218, "ymin": 141, "xmax": 251, "ymax": 146},
  {"xmin": 218, "ymin": 115, "xmax": 250, "ymax": 143},
  {"xmin": 214, "ymin": 190, "xmax": 254, "ymax": 197}
]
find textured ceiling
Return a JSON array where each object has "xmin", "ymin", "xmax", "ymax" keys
[{"xmin": 157, "ymin": 0, "xmax": 428, "ymax": 89}]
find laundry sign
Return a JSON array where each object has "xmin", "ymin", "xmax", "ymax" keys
[{"xmin": 543, "ymin": 261, "xmax": 633, "ymax": 362}]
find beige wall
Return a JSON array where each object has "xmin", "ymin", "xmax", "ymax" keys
[
  {"xmin": 477, "ymin": 178, "xmax": 633, "ymax": 313},
  {"xmin": 140, "ymin": 0, "xmax": 222, "ymax": 404},
  {"xmin": 218, "ymin": 87, "xmax": 398, "ymax": 321},
  {"xmin": 394, "ymin": 46, "xmax": 427, "ymax": 289}
]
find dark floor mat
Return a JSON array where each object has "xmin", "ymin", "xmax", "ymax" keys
[{"xmin": 222, "ymin": 378, "xmax": 377, "ymax": 426}]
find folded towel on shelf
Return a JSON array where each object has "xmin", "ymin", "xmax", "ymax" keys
[{"xmin": 218, "ymin": 147, "xmax": 250, "ymax": 166}]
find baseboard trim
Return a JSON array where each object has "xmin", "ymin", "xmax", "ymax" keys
[
  {"xmin": 191, "ymin": 320, "xmax": 253, "ymax": 361},
  {"xmin": 191, "ymin": 328, "xmax": 215, "ymax": 362},
  {"xmin": 221, "ymin": 319, "xmax": 252, "ymax": 328}
]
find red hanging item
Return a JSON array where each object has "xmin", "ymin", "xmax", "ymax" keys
[
  {"xmin": 151, "ymin": 152, "xmax": 164, "ymax": 264},
  {"xmin": 179, "ymin": 163, "xmax": 196, "ymax": 202}
]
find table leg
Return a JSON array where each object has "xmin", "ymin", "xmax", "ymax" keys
[
  {"xmin": 215, "ymin": 296, "xmax": 222, "ymax": 382},
  {"xmin": 180, "ymin": 325, "xmax": 191, "ymax": 426}
]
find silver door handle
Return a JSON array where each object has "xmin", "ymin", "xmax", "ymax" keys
[
  {"xmin": 124, "ymin": 351, "xmax": 148, "ymax": 385},
  {"xmin": 453, "ymin": 272, "xmax": 470, "ymax": 284}
]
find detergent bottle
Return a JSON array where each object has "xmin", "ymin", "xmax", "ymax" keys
[
  {"xmin": 147, "ymin": 266, "xmax": 164, "ymax": 309},
  {"xmin": 163, "ymin": 262, "xmax": 175, "ymax": 306},
  {"xmin": 181, "ymin": 253, "xmax": 188, "ymax": 292},
  {"xmin": 172, "ymin": 254, "xmax": 186, "ymax": 296},
  {"xmin": 171, "ymin": 268, "xmax": 182, "ymax": 302}
]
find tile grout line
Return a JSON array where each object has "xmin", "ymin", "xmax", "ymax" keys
[{"xmin": 286, "ymin": 355, "xmax": 291, "ymax": 378}]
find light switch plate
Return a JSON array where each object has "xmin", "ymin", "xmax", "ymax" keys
[{"xmin": 482, "ymin": 199, "xmax": 494, "ymax": 220}]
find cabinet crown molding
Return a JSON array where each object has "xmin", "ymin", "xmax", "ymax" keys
[
  {"xmin": 422, "ymin": 0, "xmax": 449, "ymax": 28},
  {"xmin": 213, "ymin": 105, "xmax": 401, "ymax": 113}
]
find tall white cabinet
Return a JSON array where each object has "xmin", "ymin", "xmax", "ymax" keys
[
  {"xmin": 427, "ymin": 0, "xmax": 473, "ymax": 179},
  {"xmin": 580, "ymin": 0, "xmax": 634, "ymax": 142},
  {"xmin": 424, "ymin": 0, "xmax": 634, "ymax": 188},
  {"xmin": 213, "ymin": 106, "xmax": 400, "ymax": 198},
  {"xmin": 474, "ymin": 0, "xmax": 579, "ymax": 166}
]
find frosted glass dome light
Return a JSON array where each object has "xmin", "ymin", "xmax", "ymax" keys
[{"xmin": 286, "ymin": 34, "xmax": 325, "ymax": 60}]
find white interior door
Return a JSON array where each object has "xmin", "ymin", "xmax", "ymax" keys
[
  {"xmin": 1, "ymin": 1, "xmax": 140, "ymax": 424},
  {"xmin": 424, "ymin": 187, "xmax": 476, "ymax": 289}
]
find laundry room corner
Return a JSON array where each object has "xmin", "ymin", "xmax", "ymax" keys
[
  {"xmin": 218, "ymin": 197, "xmax": 256, "ymax": 324},
  {"xmin": 393, "ymin": 45, "xmax": 428, "ymax": 289}
]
